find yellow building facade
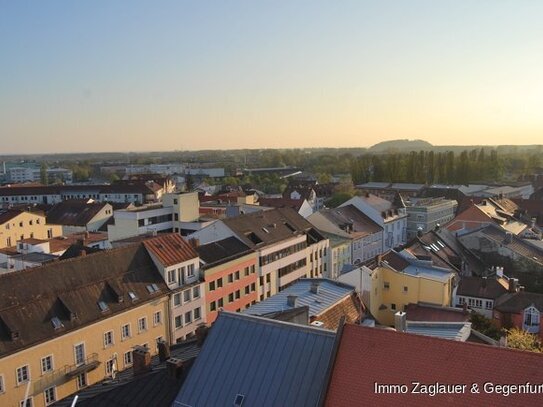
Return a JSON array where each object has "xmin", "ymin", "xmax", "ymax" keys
[
  {"xmin": 369, "ymin": 265, "xmax": 454, "ymax": 326},
  {"xmin": 0, "ymin": 296, "xmax": 169, "ymax": 407},
  {"xmin": 0, "ymin": 210, "xmax": 62, "ymax": 249}
]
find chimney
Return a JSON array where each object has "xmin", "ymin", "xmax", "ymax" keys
[
  {"xmin": 509, "ymin": 278, "xmax": 518, "ymax": 293},
  {"xmin": 310, "ymin": 281, "xmax": 321, "ymax": 294},
  {"xmin": 287, "ymin": 295, "xmax": 298, "ymax": 307},
  {"xmin": 504, "ymin": 232, "xmax": 513, "ymax": 244},
  {"xmin": 189, "ymin": 238, "xmax": 200, "ymax": 248},
  {"xmin": 166, "ymin": 358, "xmax": 184, "ymax": 379},
  {"xmin": 157, "ymin": 339, "xmax": 170, "ymax": 362},
  {"xmin": 132, "ymin": 345, "xmax": 151, "ymax": 375},
  {"xmin": 195, "ymin": 324, "xmax": 209, "ymax": 346},
  {"xmin": 394, "ymin": 311, "xmax": 407, "ymax": 333}
]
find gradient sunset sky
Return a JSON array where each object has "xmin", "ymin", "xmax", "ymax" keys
[{"xmin": 1, "ymin": 1, "xmax": 542, "ymax": 154}]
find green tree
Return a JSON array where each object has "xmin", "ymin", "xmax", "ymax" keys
[{"xmin": 506, "ymin": 328, "xmax": 541, "ymax": 352}]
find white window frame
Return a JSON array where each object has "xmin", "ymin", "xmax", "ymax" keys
[
  {"xmin": 153, "ymin": 311, "xmax": 162, "ymax": 326},
  {"xmin": 76, "ymin": 373, "xmax": 87, "ymax": 389},
  {"xmin": 44, "ymin": 385, "xmax": 56, "ymax": 406},
  {"xmin": 121, "ymin": 323, "xmax": 131, "ymax": 340},
  {"xmin": 105, "ymin": 359, "xmax": 114, "ymax": 376},
  {"xmin": 16, "ymin": 364, "xmax": 30, "ymax": 385},
  {"xmin": 104, "ymin": 330, "xmax": 114, "ymax": 348},
  {"xmin": 124, "ymin": 350, "xmax": 133, "ymax": 367},
  {"xmin": 41, "ymin": 355, "xmax": 54, "ymax": 374},
  {"xmin": 138, "ymin": 317, "xmax": 147, "ymax": 333},
  {"xmin": 74, "ymin": 342, "xmax": 86, "ymax": 366},
  {"xmin": 167, "ymin": 269, "xmax": 176, "ymax": 284},
  {"xmin": 20, "ymin": 397, "xmax": 33, "ymax": 407}
]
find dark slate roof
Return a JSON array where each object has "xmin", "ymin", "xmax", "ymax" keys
[
  {"xmin": 0, "ymin": 208, "xmax": 25, "ymax": 224},
  {"xmin": 494, "ymin": 291, "xmax": 543, "ymax": 313},
  {"xmin": 318, "ymin": 205, "xmax": 383, "ymax": 238},
  {"xmin": 0, "ymin": 244, "xmax": 167, "ymax": 358},
  {"xmin": 173, "ymin": 312, "xmax": 336, "ymax": 407},
  {"xmin": 196, "ymin": 236, "xmax": 253, "ymax": 266},
  {"xmin": 46, "ymin": 200, "xmax": 109, "ymax": 226},
  {"xmin": 456, "ymin": 277, "xmax": 509, "ymax": 300},
  {"xmin": 57, "ymin": 340, "xmax": 201, "ymax": 407},
  {"xmin": 222, "ymin": 207, "xmax": 325, "ymax": 249},
  {"xmin": 58, "ymin": 243, "xmax": 103, "ymax": 260}
]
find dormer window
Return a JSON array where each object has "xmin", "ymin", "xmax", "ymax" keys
[
  {"xmin": 51, "ymin": 316, "xmax": 64, "ymax": 330},
  {"xmin": 98, "ymin": 301, "xmax": 109, "ymax": 312}
]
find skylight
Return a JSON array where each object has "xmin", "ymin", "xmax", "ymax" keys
[
  {"xmin": 128, "ymin": 291, "xmax": 138, "ymax": 301},
  {"xmin": 146, "ymin": 284, "xmax": 160, "ymax": 294},
  {"xmin": 233, "ymin": 394, "xmax": 245, "ymax": 407}
]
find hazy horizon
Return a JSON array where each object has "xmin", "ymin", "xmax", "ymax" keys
[{"xmin": 2, "ymin": 1, "xmax": 543, "ymax": 154}]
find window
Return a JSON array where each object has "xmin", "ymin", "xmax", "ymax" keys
[
  {"xmin": 153, "ymin": 311, "xmax": 162, "ymax": 326},
  {"xmin": 138, "ymin": 317, "xmax": 147, "ymax": 333},
  {"xmin": 245, "ymin": 286, "xmax": 250, "ymax": 295},
  {"xmin": 41, "ymin": 355, "xmax": 53, "ymax": 374},
  {"xmin": 209, "ymin": 281, "xmax": 216, "ymax": 291},
  {"xmin": 104, "ymin": 331, "xmax": 114, "ymax": 347},
  {"xmin": 403, "ymin": 286, "xmax": 408, "ymax": 293},
  {"xmin": 251, "ymin": 265, "xmax": 255, "ymax": 273},
  {"xmin": 98, "ymin": 301, "xmax": 109, "ymax": 312},
  {"xmin": 183, "ymin": 289, "xmax": 191, "ymax": 303},
  {"xmin": 235, "ymin": 271, "xmax": 240, "ymax": 280},
  {"xmin": 44, "ymin": 386, "xmax": 56, "ymax": 405},
  {"xmin": 228, "ymin": 274, "xmax": 233, "ymax": 283},
  {"xmin": 167, "ymin": 269, "xmax": 176, "ymax": 284},
  {"xmin": 228, "ymin": 293, "xmax": 234, "ymax": 303},
  {"xmin": 217, "ymin": 278, "xmax": 223, "ymax": 288},
  {"xmin": 20, "ymin": 398, "xmax": 33, "ymax": 407},
  {"xmin": 384, "ymin": 282, "xmax": 390, "ymax": 290},
  {"xmin": 124, "ymin": 351, "xmax": 133, "ymax": 367},
  {"xmin": 76, "ymin": 373, "xmax": 87, "ymax": 389},
  {"xmin": 175, "ymin": 315, "xmax": 183, "ymax": 328},
  {"xmin": 17, "ymin": 365, "xmax": 30, "ymax": 384},
  {"xmin": 524, "ymin": 306, "xmax": 540, "ymax": 326},
  {"xmin": 391, "ymin": 303, "xmax": 396, "ymax": 311},
  {"xmin": 235, "ymin": 290, "xmax": 241, "ymax": 299},
  {"xmin": 121, "ymin": 324, "xmax": 131, "ymax": 340},
  {"xmin": 173, "ymin": 293, "xmax": 181, "ymax": 306},
  {"xmin": 194, "ymin": 307, "xmax": 201, "ymax": 320},
  {"xmin": 193, "ymin": 286, "xmax": 200, "ymax": 298},
  {"xmin": 105, "ymin": 359, "xmax": 115, "ymax": 376},
  {"xmin": 74, "ymin": 343, "xmax": 85, "ymax": 366},
  {"xmin": 218, "ymin": 298, "xmax": 224, "ymax": 307},
  {"xmin": 185, "ymin": 311, "xmax": 192, "ymax": 324},
  {"xmin": 244, "ymin": 267, "xmax": 249, "ymax": 276},
  {"xmin": 485, "ymin": 300, "xmax": 493, "ymax": 310},
  {"xmin": 187, "ymin": 264, "xmax": 195, "ymax": 277}
]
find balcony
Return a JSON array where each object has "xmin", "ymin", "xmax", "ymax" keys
[{"xmin": 65, "ymin": 353, "xmax": 101, "ymax": 378}]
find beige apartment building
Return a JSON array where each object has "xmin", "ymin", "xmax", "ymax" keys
[
  {"xmin": 0, "ymin": 244, "xmax": 170, "ymax": 407},
  {"xmin": 0, "ymin": 209, "xmax": 62, "ymax": 249}
]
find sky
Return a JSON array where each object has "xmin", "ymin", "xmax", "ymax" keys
[{"xmin": 1, "ymin": 1, "xmax": 543, "ymax": 154}]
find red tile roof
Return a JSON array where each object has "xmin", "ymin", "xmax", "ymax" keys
[
  {"xmin": 325, "ymin": 324, "xmax": 543, "ymax": 406},
  {"xmin": 143, "ymin": 233, "xmax": 197, "ymax": 267}
]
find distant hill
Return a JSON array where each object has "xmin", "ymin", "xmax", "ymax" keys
[{"xmin": 368, "ymin": 139, "xmax": 433, "ymax": 152}]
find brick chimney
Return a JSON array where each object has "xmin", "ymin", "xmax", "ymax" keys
[
  {"xmin": 157, "ymin": 339, "xmax": 170, "ymax": 362},
  {"xmin": 132, "ymin": 345, "xmax": 151, "ymax": 375},
  {"xmin": 166, "ymin": 358, "xmax": 184, "ymax": 379}
]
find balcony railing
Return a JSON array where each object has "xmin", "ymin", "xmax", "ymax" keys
[{"xmin": 65, "ymin": 353, "xmax": 101, "ymax": 378}]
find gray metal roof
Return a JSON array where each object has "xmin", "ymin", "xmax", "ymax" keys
[
  {"xmin": 243, "ymin": 278, "xmax": 355, "ymax": 317},
  {"xmin": 173, "ymin": 312, "xmax": 336, "ymax": 407},
  {"xmin": 406, "ymin": 321, "xmax": 472, "ymax": 341}
]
